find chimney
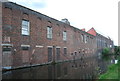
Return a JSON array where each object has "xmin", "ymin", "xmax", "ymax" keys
[
  {"xmin": 81, "ymin": 28, "xmax": 86, "ymax": 31},
  {"xmin": 61, "ymin": 18, "xmax": 70, "ymax": 25}
]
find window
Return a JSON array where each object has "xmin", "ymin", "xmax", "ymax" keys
[
  {"xmin": 84, "ymin": 35, "xmax": 87, "ymax": 43},
  {"xmin": 64, "ymin": 48, "xmax": 67, "ymax": 55},
  {"xmin": 75, "ymin": 52, "xmax": 77, "ymax": 55},
  {"xmin": 87, "ymin": 36, "xmax": 89, "ymax": 43},
  {"xmin": 63, "ymin": 31, "xmax": 67, "ymax": 41},
  {"xmin": 47, "ymin": 27, "xmax": 52, "ymax": 39},
  {"xmin": 21, "ymin": 45, "xmax": 30, "ymax": 50},
  {"xmin": 22, "ymin": 20, "xmax": 30, "ymax": 35},
  {"xmin": 22, "ymin": 47, "xmax": 29, "ymax": 50},
  {"xmin": 48, "ymin": 47, "xmax": 53, "ymax": 62},
  {"xmin": 81, "ymin": 34, "xmax": 84, "ymax": 42},
  {"xmin": 2, "ymin": 46, "xmax": 11, "ymax": 52}
]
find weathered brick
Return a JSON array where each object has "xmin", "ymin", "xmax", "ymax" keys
[{"xmin": 1, "ymin": 2, "xmax": 114, "ymax": 70}]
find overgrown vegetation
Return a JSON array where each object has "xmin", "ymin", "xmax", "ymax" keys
[
  {"xmin": 114, "ymin": 46, "xmax": 120, "ymax": 55},
  {"xmin": 98, "ymin": 46, "xmax": 120, "ymax": 79},
  {"xmin": 99, "ymin": 63, "xmax": 119, "ymax": 79},
  {"xmin": 98, "ymin": 57, "xmax": 120, "ymax": 79},
  {"xmin": 102, "ymin": 48, "xmax": 111, "ymax": 56},
  {"xmin": 102, "ymin": 46, "xmax": 120, "ymax": 56}
]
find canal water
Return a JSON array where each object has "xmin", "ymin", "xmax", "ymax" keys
[{"xmin": 2, "ymin": 55, "xmax": 116, "ymax": 79}]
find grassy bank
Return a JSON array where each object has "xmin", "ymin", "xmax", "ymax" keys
[{"xmin": 99, "ymin": 60, "xmax": 119, "ymax": 79}]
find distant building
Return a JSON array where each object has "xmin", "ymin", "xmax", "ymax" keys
[{"xmin": 87, "ymin": 27, "xmax": 114, "ymax": 52}]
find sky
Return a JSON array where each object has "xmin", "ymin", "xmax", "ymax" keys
[{"xmin": 9, "ymin": 0, "xmax": 119, "ymax": 45}]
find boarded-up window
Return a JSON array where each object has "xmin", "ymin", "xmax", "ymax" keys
[
  {"xmin": 64, "ymin": 48, "xmax": 67, "ymax": 55},
  {"xmin": 48, "ymin": 47, "xmax": 52, "ymax": 62},
  {"xmin": 21, "ymin": 45, "xmax": 30, "ymax": 63},
  {"xmin": 22, "ymin": 51, "xmax": 29, "ymax": 63},
  {"xmin": 4, "ymin": 36, "xmax": 10, "ymax": 43}
]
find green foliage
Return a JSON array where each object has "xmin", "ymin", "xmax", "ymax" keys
[
  {"xmin": 102, "ymin": 55, "xmax": 110, "ymax": 61},
  {"xmin": 98, "ymin": 55, "xmax": 120, "ymax": 80},
  {"xmin": 99, "ymin": 62, "xmax": 119, "ymax": 79},
  {"xmin": 102, "ymin": 48, "xmax": 110, "ymax": 56},
  {"xmin": 114, "ymin": 46, "xmax": 120, "ymax": 55}
]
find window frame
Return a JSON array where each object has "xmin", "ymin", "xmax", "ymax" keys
[
  {"xmin": 63, "ymin": 31, "xmax": 67, "ymax": 41},
  {"xmin": 64, "ymin": 48, "xmax": 67, "ymax": 55},
  {"xmin": 47, "ymin": 26, "xmax": 52, "ymax": 39},
  {"xmin": 81, "ymin": 34, "xmax": 84, "ymax": 42},
  {"xmin": 21, "ymin": 20, "xmax": 30, "ymax": 36}
]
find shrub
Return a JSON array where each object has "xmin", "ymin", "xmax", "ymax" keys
[
  {"xmin": 102, "ymin": 48, "xmax": 110, "ymax": 56},
  {"xmin": 114, "ymin": 46, "xmax": 120, "ymax": 55}
]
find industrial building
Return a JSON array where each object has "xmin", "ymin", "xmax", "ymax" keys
[{"xmin": 0, "ymin": 2, "xmax": 114, "ymax": 70}]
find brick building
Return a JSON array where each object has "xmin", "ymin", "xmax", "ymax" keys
[
  {"xmin": 0, "ymin": 2, "xmax": 113, "ymax": 70},
  {"xmin": 87, "ymin": 28, "xmax": 114, "ymax": 52}
]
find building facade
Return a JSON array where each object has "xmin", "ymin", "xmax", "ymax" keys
[
  {"xmin": 87, "ymin": 28, "xmax": 114, "ymax": 52},
  {"xmin": 1, "ymin": 2, "xmax": 113, "ymax": 70}
]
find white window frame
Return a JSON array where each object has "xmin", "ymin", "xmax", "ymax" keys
[
  {"xmin": 63, "ymin": 31, "xmax": 67, "ymax": 41},
  {"xmin": 22, "ymin": 20, "xmax": 30, "ymax": 35},
  {"xmin": 47, "ymin": 26, "xmax": 52, "ymax": 39}
]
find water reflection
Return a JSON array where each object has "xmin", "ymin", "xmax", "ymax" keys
[{"xmin": 2, "ymin": 55, "xmax": 114, "ymax": 79}]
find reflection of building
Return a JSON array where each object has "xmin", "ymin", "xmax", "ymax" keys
[
  {"xmin": 2, "ymin": 57, "xmax": 99, "ymax": 79},
  {"xmin": 0, "ymin": 2, "xmax": 114, "ymax": 70}
]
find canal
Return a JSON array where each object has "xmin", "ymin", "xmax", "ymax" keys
[{"xmin": 2, "ymin": 54, "xmax": 116, "ymax": 79}]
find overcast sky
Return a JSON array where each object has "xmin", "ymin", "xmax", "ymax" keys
[{"xmin": 9, "ymin": 0, "xmax": 119, "ymax": 45}]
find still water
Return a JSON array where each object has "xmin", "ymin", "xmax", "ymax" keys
[{"xmin": 2, "ymin": 55, "xmax": 115, "ymax": 79}]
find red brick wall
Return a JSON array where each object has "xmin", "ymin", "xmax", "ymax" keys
[
  {"xmin": 1, "ymin": 2, "xmax": 98, "ymax": 69},
  {"xmin": 0, "ymin": 2, "xmax": 2, "ymax": 72}
]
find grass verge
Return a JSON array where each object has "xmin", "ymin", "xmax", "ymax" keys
[{"xmin": 98, "ymin": 60, "xmax": 119, "ymax": 79}]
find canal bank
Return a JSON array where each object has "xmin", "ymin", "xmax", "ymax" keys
[
  {"xmin": 99, "ymin": 62, "xmax": 119, "ymax": 79},
  {"xmin": 2, "ymin": 55, "xmax": 93, "ymax": 72},
  {"xmin": 98, "ymin": 55, "xmax": 120, "ymax": 79}
]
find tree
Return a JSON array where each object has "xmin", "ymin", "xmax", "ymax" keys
[{"xmin": 102, "ymin": 48, "xmax": 110, "ymax": 56}]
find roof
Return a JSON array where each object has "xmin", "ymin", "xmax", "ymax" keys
[{"xmin": 87, "ymin": 27, "xmax": 96, "ymax": 36}]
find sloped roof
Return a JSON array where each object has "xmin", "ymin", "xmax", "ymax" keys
[{"xmin": 87, "ymin": 27, "xmax": 96, "ymax": 36}]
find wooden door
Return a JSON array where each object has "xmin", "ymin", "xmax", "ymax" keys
[
  {"xmin": 56, "ymin": 48, "xmax": 60, "ymax": 61},
  {"xmin": 48, "ymin": 48, "xmax": 52, "ymax": 62},
  {"xmin": 2, "ymin": 47, "xmax": 12, "ymax": 69}
]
